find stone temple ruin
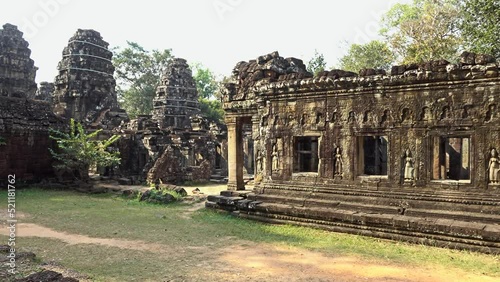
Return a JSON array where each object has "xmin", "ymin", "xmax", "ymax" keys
[
  {"xmin": 52, "ymin": 29, "xmax": 127, "ymax": 129},
  {"xmin": 207, "ymin": 51, "xmax": 500, "ymax": 253},
  {"xmin": 0, "ymin": 23, "xmax": 38, "ymax": 99},
  {"xmin": 1, "ymin": 21, "xmax": 499, "ymax": 254},
  {"xmin": 119, "ymin": 58, "xmax": 228, "ymax": 184},
  {"xmin": 0, "ymin": 24, "xmax": 61, "ymax": 182},
  {"xmin": 0, "ymin": 24, "xmax": 227, "ymax": 185}
]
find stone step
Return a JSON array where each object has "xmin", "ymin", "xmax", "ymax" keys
[
  {"xmin": 206, "ymin": 184, "xmax": 500, "ymax": 253},
  {"xmin": 210, "ymin": 174, "xmax": 226, "ymax": 179},
  {"xmin": 258, "ymin": 186, "xmax": 500, "ymax": 210},
  {"xmin": 251, "ymin": 202, "xmax": 500, "ymax": 247},
  {"xmin": 249, "ymin": 193, "xmax": 500, "ymax": 224},
  {"xmin": 249, "ymin": 191, "xmax": 499, "ymax": 215},
  {"xmin": 261, "ymin": 183, "xmax": 500, "ymax": 201},
  {"xmin": 239, "ymin": 211, "xmax": 500, "ymax": 254},
  {"xmin": 209, "ymin": 178, "xmax": 227, "ymax": 183},
  {"xmin": 220, "ymin": 190, "xmax": 253, "ymax": 197}
]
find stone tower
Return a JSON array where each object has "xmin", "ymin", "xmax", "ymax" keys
[
  {"xmin": 0, "ymin": 23, "xmax": 38, "ymax": 98},
  {"xmin": 152, "ymin": 58, "xmax": 200, "ymax": 129},
  {"xmin": 52, "ymin": 29, "xmax": 119, "ymax": 125},
  {"xmin": 35, "ymin": 82, "xmax": 54, "ymax": 103}
]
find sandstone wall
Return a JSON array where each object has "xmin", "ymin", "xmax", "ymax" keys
[
  {"xmin": 223, "ymin": 51, "xmax": 500, "ymax": 190},
  {"xmin": 0, "ymin": 97, "xmax": 61, "ymax": 182}
]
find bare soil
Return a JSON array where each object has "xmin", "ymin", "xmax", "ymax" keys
[{"xmin": 1, "ymin": 213, "xmax": 497, "ymax": 282}]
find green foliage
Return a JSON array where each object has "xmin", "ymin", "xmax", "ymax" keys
[
  {"xmin": 381, "ymin": 0, "xmax": 461, "ymax": 64},
  {"xmin": 0, "ymin": 136, "xmax": 6, "ymax": 146},
  {"xmin": 138, "ymin": 188, "xmax": 183, "ymax": 205},
  {"xmin": 460, "ymin": 0, "xmax": 500, "ymax": 58},
  {"xmin": 49, "ymin": 119, "xmax": 121, "ymax": 180},
  {"xmin": 339, "ymin": 40, "xmax": 395, "ymax": 72},
  {"xmin": 113, "ymin": 42, "xmax": 173, "ymax": 118},
  {"xmin": 198, "ymin": 97, "xmax": 224, "ymax": 123},
  {"xmin": 192, "ymin": 63, "xmax": 219, "ymax": 99},
  {"xmin": 307, "ymin": 49, "xmax": 327, "ymax": 76},
  {"xmin": 191, "ymin": 63, "xmax": 224, "ymax": 123}
]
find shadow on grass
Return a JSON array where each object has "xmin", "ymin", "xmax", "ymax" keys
[{"xmin": 1, "ymin": 188, "xmax": 498, "ymax": 278}]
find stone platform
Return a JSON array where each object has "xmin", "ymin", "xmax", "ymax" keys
[{"xmin": 206, "ymin": 184, "xmax": 500, "ymax": 254}]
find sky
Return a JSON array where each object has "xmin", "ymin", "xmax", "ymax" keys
[{"xmin": 1, "ymin": 0, "xmax": 411, "ymax": 83}]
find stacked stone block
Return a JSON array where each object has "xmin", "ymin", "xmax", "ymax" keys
[
  {"xmin": 0, "ymin": 24, "xmax": 37, "ymax": 98},
  {"xmin": 52, "ymin": 29, "xmax": 121, "ymax": 127}
]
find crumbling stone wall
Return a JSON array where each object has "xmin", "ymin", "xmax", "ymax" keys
[
  {"xmin": 35, "ymin": 82, "xmax": 54, "ymax": 103},
  {"xmin": 0, "ymin": 97, "xmax": 62, "ymax": 182},
  {"xmin": 118, "ymin": 58, "xmax": 224, "ymax": 184},
  {"xmin": 52, "ymin": 29, "xmax": 127, "ymax": 128},
  {"xmin": 223, "ymin": 51, "xmax": 500, "ymax": 190},
  {"xmin": 211, "ymin": 51, "xmax": 500, "ymax": 253},
  {"xmin": 0, "ymin": 23, "xmax": 62, "ymax": 183},
  {"xmin": 0, "ymin": 24, "xmax": 37, "ymax": 98}
]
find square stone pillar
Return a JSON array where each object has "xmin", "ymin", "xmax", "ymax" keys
[{"xmin": 226, "ymin": 116, "xmax": 245, "ymax": 190}]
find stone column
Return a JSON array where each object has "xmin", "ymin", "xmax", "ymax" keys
[{"xmin": 226, "ymin": 116, "xmax": 244, "ymax": 190}]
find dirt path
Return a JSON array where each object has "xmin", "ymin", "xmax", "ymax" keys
[
  {"xmin": 1, "ymin": 221, "xmax": 497, "ymax": 282},
  {"xmin": 0, "ymin": 223, "xmax": 169, "ymax": 253},
  {"xmin": 215, "ymin": 244, "xmax": 497, "ymax": 282}
]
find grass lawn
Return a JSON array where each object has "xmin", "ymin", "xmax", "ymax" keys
[{"xmin": 0, "ymin": 187, "xmax": 499, "ymax": 281}]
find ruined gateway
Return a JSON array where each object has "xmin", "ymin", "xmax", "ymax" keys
[{"xmin": 207, "ymin": 51, "xmax": 500, "ymax": 254}]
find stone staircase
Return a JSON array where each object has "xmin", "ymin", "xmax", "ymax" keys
[
  {"xmin": 209, "ymin": 169, "xmax": 227, "ymax": 183},
  {"xmin": 206, "ymin": 183, "xmax": 500, "ymax": 254}
]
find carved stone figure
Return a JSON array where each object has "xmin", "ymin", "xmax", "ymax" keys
[
  {"xmin": 255, "ymin": 149, "xmax": 263, "ymax": 172},
  {"xmin": 404, "ymin": 149, "xmax": 414, "ymax": 181},
  {"xmin": 272, "ymin": 144, "xmax": 279, "ymax": 171},
  {"xmin": 333, "ymin": 147, "xmax": 343, "ymax": 177},
  {"xmin": 348, "ymin": 111, "xmax": 356, "ymax": 123},
  {"xmin": 488, "ymin": 148, "xmax": 500, "ymax": 184}
]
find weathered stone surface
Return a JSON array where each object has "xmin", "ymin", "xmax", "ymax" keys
[
  {"xmin": 212, "ymin": 51, "xmax": 500, "ymax": 253},
  {"xmin": 52, "ymin": 29, "xmax": 127, "ymax": 128},
  {"xmin": 0, "ymin": 23, "xmax": 37, "ymax": 99},
  {"xmin": 14, "ymin": 270, "xmax": 78, "ymax": 282},
  {"xmin": 35, "ymin": 81, "xmax": 54, "ymax": 103},
  {"xmin": 117, "ymin": 58, "xmax": 227, "ymax": 184},
  {"xmin": 152, "ymin": 58, "xmax": 200, "ymax": 129},
  {"xmin": 0, "ymin": 94, "xmax": 62, "ymax": 182}
]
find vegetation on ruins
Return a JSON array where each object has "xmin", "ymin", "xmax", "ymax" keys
[
  {"xmin": 306, "ymin": 49, "xmax": 327, "ymax": 76},
  {"xmin": 459, "ymin": 0, "xmax": 500, "ymax": 59},
  {"xmin": 0, "ymin": 135, "xmax": 5, "ymax": 146},
  {"xmin": 113, "ymin": 42, "xmax": 173, "ymax": 118},
  {"xmin": 338, "ymin": 40, "xmax": 396, "ymax": 72},
  {"xmin": 49, "ymin": 118, "xmax": 121, "ymax": 181}
]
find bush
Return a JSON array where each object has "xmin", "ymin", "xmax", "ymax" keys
[{"xmin": 138, "ymin": 189, "xmax": 183, "ymax": 204}]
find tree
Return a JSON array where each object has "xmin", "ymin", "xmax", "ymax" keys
[
  {"xmin": 192, "ymin": 63, "xmax": 218, "ymax": 99},
  {"xmin": 307, "ymin": 50, "xmax": 327, "ymax": 76},
  {"xmin": 49, "ymin": 119, "xmax": 121, "ymax": 181},
  {"xmin": 339, "ymin": 40, "xmax": 395, "ymax": 72},
  {"xmin": 460, "ymin": 0, "xmax": 500, "ymax": 58},
  {"xmin": 192, "ymin": 64, "xmax": 224, "ymax": 123},
  {"xmin": 198, "ymin": 98, "xmax": 225, "ymax": 123},
  {"xmin": 113, "ymin": 42, "xmax": 173, "ymax": 118},
  {"xmin": 381, "ymin": 0, "xmax": 461, "ymax": 64}
]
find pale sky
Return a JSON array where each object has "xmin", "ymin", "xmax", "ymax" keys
[{"xmin": 2, "ymin": 0, "xmax": 411, "ymax": 83}]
